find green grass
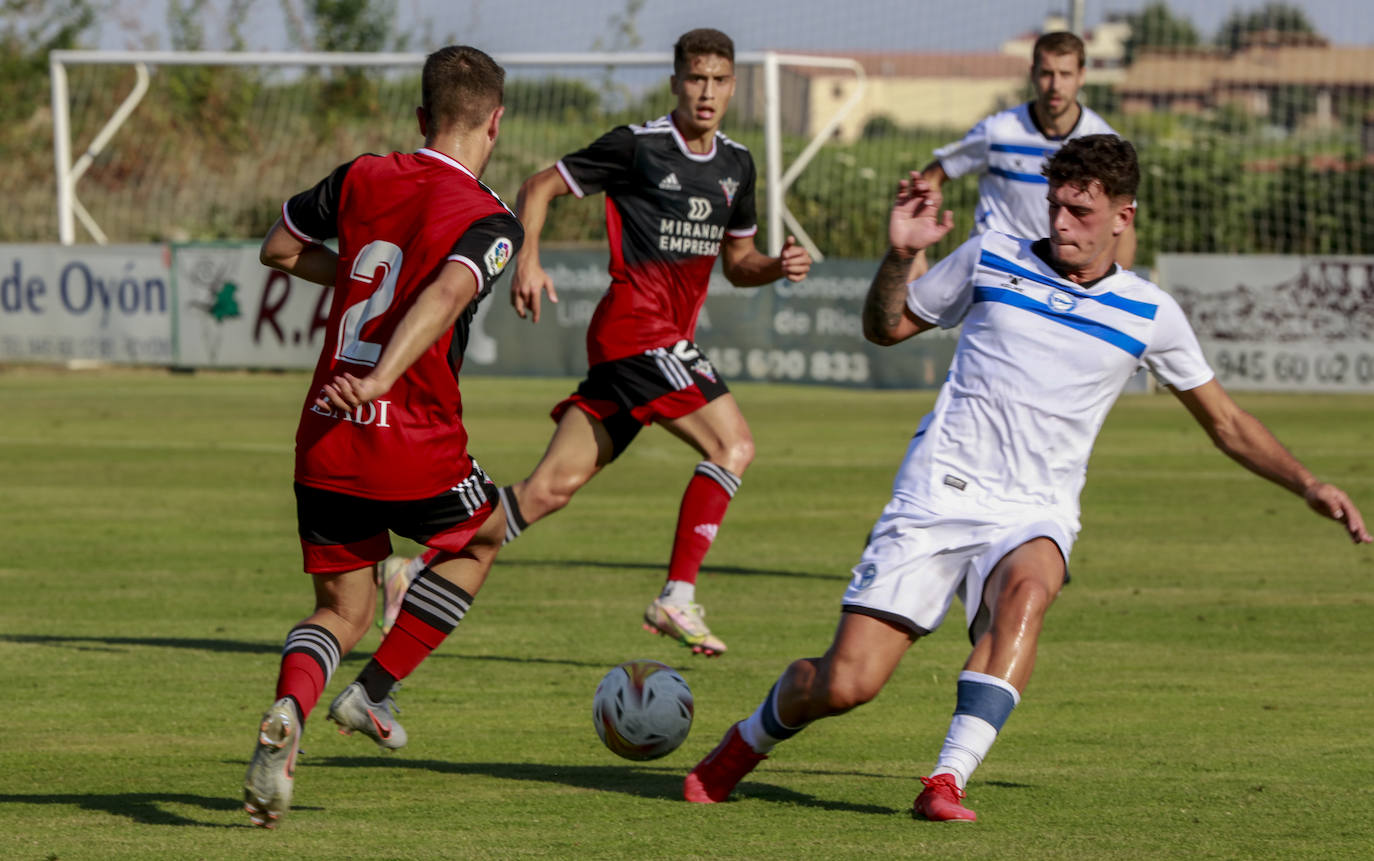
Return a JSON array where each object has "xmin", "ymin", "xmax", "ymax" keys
[{"xmin": 1, "ymin": 368, "xmax": 1371, "ymax": 859}]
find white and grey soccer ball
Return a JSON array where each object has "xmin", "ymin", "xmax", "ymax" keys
[{"xmin": 592, "ymin": 659, "xmax": 694, "ymax": 760}]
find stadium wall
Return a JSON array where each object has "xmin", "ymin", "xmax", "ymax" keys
[{"xmin": 2, "ymin": 243, "xmax": 1371, "ymax": 393}]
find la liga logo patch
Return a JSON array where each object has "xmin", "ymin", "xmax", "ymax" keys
[{"xmin": 484, "ymin": 237, "xmax": 513, "ymax": 277}]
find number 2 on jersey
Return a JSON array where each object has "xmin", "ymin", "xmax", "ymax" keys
[{"xmin": 335, "ymin": 240, "xmax": 404, "ymax": 366}]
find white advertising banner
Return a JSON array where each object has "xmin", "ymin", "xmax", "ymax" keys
[
  {"xmin": 172, "ymin": 243, "xmax": 331, "ymax": 368},
  {"xmin": 1158, "ymin": 254, "xmax": 1374, "ymax": 392},
  {"xmin": 0, "ymin": 244, "xmax": 173, "ymax": 364}
]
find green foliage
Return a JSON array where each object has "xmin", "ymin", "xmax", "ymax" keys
[
  {"xmin": 1215, "ymin": 2, "xmax": 1320, "ymax": 52},
  {"xmin": 308, "ymin": 0, "xmax": 398, "ymax": 53},
  {"xmin": 1079, "ymin": 82, "xmax": 1121, "ymax": 116},
  {"xmin": 1252, "ymin": 157, "xmax": 1374, "ymax": 255},
  {"xmin": 1123, "ymin": 1, "xmax": 1201, "ymax": 62},
  {"xmin": 306, "ymin": 0, "xmax": 405, "ymax": 121},
  {"xmin": 504, "ymin": 76, "xmax": 602, "ymax": 122},
  {"xmin": 0, "ymin": 0, "xmax": 95, "ymax": 123},
  {"xmin": 860, "ymin": 114, "xmax": 901, "ymax": 139}
]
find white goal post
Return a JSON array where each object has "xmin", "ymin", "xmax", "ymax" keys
[{"xmin": 48, "ymin": 49, "xmax": 866, "ymax": 258}]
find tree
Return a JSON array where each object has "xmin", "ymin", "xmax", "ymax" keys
[
  {"xmin": 1215, "ymin": 2, "xmax": 1320, "ymax": 52},
  {"xmin": 0, "ymin": 0, "xmax": 95, "ymax": 122},
  {"xmin": 1123, "ymin": 1, "xmax": 1200, "ymax": 62},
  {"xmin": 308, "ymin": 0, "xmax": 401, "ymax": 54},
  {"xmin": 298, "ymin": 0, "xmax": 406, "ymax": 120}
]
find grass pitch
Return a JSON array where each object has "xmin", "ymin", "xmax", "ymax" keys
[{"xmin": 1, "ymin": 368, "xmax": 1371, "ymax": 860}]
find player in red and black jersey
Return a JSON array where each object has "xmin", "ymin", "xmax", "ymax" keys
[
  {"xmin": 384, "ymin": 30, "xmax": 810, "ymax": 655},
  {"xmin": 241, "ymin": 46, "xmax": 522, "ymax": 829},
  {"xmin": 509, "ymin": 28, "xmax": 811, "ymax": 656}
]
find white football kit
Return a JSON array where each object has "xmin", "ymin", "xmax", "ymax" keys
[
  {"xmin": 843, "ymin": 231, "xmax": 1214, "ymax": 640},
  {"xmin": 933, "ymin": 102, "xmax": 1119, "ymax": 240}
]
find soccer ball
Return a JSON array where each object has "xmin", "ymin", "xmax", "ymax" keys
[{"xmin": 592, "ymin": 659, "xmax": 694, "ymax": 760}]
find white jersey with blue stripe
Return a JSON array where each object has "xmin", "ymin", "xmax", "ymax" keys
[
  {"xmin": 895, "ymin": 231, "xmax": 1213, "ymax": 530},
  {"xmin": 933, "ymin": 102, "xmax": 1118, "ymax": 240}
]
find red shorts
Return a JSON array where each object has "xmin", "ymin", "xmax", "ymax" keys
[
  {"xmin": 294, "ymin": 456, "xmax": 498, "ymax": 574},
  {"xmin": 552, "ymin": 339, "xmax": 730, "ymax": 459}
]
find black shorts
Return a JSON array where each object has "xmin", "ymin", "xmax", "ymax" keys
[
  {"xmin": 551, "ymin": 339, "xmax": 730, "ymax": 459},
  {"xmin": 294, "ymin": 458, "xmax": 498, "ymax": 574}
]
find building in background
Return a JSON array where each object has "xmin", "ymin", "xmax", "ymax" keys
[
  {"xmin": 737, "ymin": 14, "xmax": 1129, "ymax": 142},
  {"xmin": 1118, "ymin": 41, "xmax": 1374, "ymax": 133}
]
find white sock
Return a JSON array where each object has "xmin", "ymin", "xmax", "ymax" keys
[
  {"xmin": 738, "ymin": 706, "xmax": 777, "ymax": 754},
  {"xmin": 659, "ymin": 580, "xmax": 695, "ymax": 604},
  {"xmin": 931, "ymin": 716, "xmax": 999, "ymax": 789}
]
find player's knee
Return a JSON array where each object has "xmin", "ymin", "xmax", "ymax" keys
[
  {"xmin": 716, "ymin": 435, "xmax": 755, "ymax": 475},
  {"xmin": 522, "ymin": 476, "xmax": 581, "ymax": 518},
  {"xmin": 813, "ymin": 654, "xmax": 883, "ymax": 715},
  {"xmin": 822, "ymin": 672, "xmax": 881, "ymax": 715},
  {"xmin": 999, "ymin": 575, "xmax": 1055, "ymax": 624},
  {"xmin": 319, "ymin": 601, "xmax": 373, "ymax": 650}
]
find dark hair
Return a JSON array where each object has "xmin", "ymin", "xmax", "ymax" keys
[
  {"xmin": 673, "ymin": 28, "xmax": 735, "ymax": 75},
  {"xmin": 421, "ymin": 45, "xmax": 505, "ymax": 133},
  {"xmin": 1033, "ymin": 31, "xmax": 1085, "ymax": 68},
  {"xmin": 1043, "ymin": 134, "xmax": 1139, "ymax": 201}
]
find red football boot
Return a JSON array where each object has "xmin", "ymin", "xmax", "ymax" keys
[
  {"xmin": 683, "ymin": 723, "xmax": 766, "ymax": 803},
  {"xmin": 913, "ymin": 773, "xmax": 977, "ymax": 822}
]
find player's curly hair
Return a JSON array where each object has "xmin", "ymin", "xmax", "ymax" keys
[
  {"xmin": 674, "ymin": 28, "xmax": 735, "ymax": 74},
  {"xmin": 1043, "ymin": 134, "xmax": 1139, "ymax": 201},
  {"xmin": 422, "ymin": 45, "xmax": 505, "ymax": 133},
  {"xmin": 1033, "ymin": 31, "xmax": 1085, "ymax": 68}
]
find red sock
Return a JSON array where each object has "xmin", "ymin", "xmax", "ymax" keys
[
  {"xmin": 667, "ymin": 464, "xmax": 740, "ymax": 584},
  {"xmin": 370, "ymin": 569, "xmax": 472, "ymax": 683},
  {"xmin": 275, "ymin": 624, "xmax": 341, "ymax": 719}
]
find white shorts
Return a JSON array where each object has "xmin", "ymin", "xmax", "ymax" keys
[{"xmin": 842, "ymin": 504, "xmax": 1075, "ymax": 642}]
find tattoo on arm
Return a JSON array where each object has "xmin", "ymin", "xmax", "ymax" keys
[{"xmin": 863, "ymin": 250, "xmax": 915, "ymax": 339}]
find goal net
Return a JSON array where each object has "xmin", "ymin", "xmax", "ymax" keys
[{"xmin": 21, "ymin": 1, "xmax": 1374, "ymax": 266}]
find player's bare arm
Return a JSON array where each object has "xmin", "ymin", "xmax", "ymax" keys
[
  {"xmin": 720, "ymin": 234, "xmax": 812, "ymax": 286},
  {"xmin": 316, "ymin": 261, "xmax": 480, "ymax": 412},
  {"xmin": 260, "ymin": 218, "xmax": 338, "ymax": 286},
  {"xmin": 1172, "ymin": 379, "xmax": 1371, "ymax": 543},
  {"xmin": 863, "ymin": 172, "xmax": 952, "ymax": 345},
  {"xmin": 511, "ymin": 166, "xmax": 573, "ymax": 323},
  {"xmin": 919, "ymin": 159, "xmax": 948, "ymax": 190}
]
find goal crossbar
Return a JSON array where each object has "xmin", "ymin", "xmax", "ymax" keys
[{"xmin": 49, "ymin": 49, "xmax": 865, "ymax": 256}]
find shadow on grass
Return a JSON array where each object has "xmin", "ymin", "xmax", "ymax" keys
[
  {"xmin": 0, "ymin": 791, "xmax": 279, "ymax": 827},
  {"xmin": 0, "ymin": 634, "xmax": 281, "ymax": 655},
  {"xmin": 505, "ymin": 557, "xmax": 845, "ymax": 581},
  {"xmin": 314, "ymin": 756, "xmax": 901, "ymax": 815},
  {"xmin": 0, "ymin": 634, "xmax": 606, "ymax": 669}
]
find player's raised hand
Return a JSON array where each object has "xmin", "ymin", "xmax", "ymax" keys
[
  {"xmin": 779, "ymin": 235, "xmax": 812, "ymax": 282},
  {"xmin": 1303, "ymin": 482, "xmax": 1373, "ymax": 544},
  {"xmin": 315, "ymin": 373, "xmax": 390, "ymax": 412},
  {"xmin": 511, "ymin": 258, "xmax": 558, "ymax": 323},
  {"xmin": 889, "ymin": 171, "xmax": 954, "ymax": 256}
]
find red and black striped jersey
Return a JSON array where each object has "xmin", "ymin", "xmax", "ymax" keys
[
  {"xmin": 282, "ymin": 147, "xmax": 523, "ymax": 500},
  {"xmin": 557, "ymin": 114, "xmax": 758, "ymax": 365}
]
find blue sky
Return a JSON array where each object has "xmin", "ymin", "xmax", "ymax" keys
[{"xmin": 95, "ymin": 0, "xmax": 1374, "ymax": 53}]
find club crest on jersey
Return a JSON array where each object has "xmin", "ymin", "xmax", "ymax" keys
[
  {"xmin": 1047, "ymin": 290, "xmax": 1078, "ymax": 313},
  {"xmin": 483, "ymin": 237, "xmax": 513, "ymax": 277},
  {"xmin": 719, "ymin": 176, "xmax": 739, "ymax": 206},
  {"xmin": 690, "ymin": 357, "xmax": 717, "ymax": 382}
]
